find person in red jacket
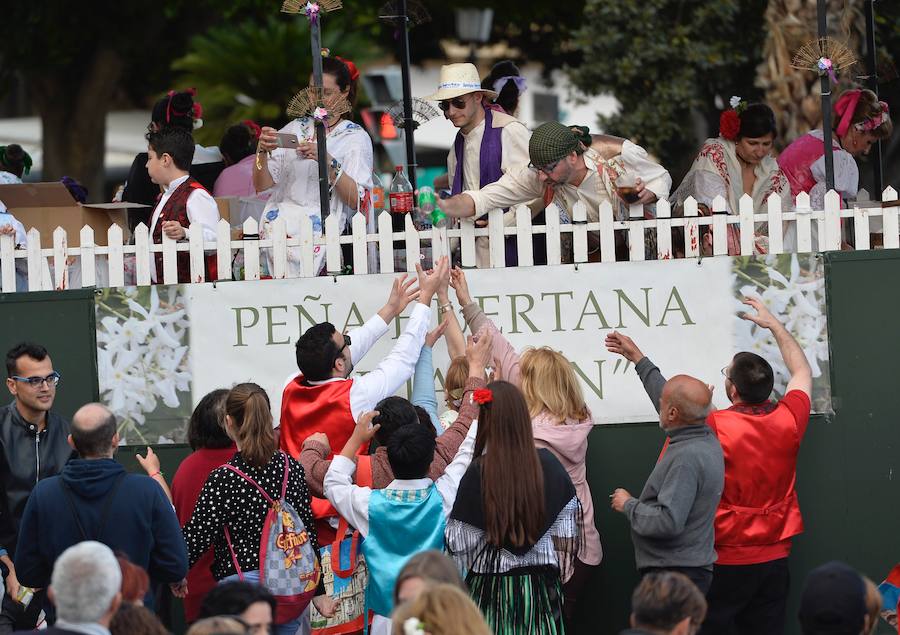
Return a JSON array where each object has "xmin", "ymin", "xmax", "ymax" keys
[
  {"xmin": 170, "ymin": 389, "xmax": 236, "ymax": 624},
  {"xmin": 606, "ymin": 296, "xmax": 812, "ymax": 635}
]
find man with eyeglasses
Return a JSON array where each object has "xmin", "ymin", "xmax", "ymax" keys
[
  {"xmin": 440, "ymin": 121, "xmax": 669, "ymax": 257},
  {"xmin": 606, "ymin": 296, "xmax": 812, "ymax": 635},
  {"xmin": 278, "ymin": 258, "xmax": 449, "ymax": 543},
  {"xmin": 1, "ymin": 342, "xmax": 74, "ymax": 632},
  {"xmin": 424, "ymin": 63, "xmax": 530, "ymax": 268}
]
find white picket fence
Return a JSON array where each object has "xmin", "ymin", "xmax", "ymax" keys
[{"xmin": 1, "ymin": 188, "xmax": 898, "ymax": 293}]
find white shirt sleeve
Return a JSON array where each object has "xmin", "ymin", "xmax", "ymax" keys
[
  {"xmin": 810, "ymin": 150, "xmax": 859, "ymax": 200},
  {"xmin": 465, "ymin": 167, "xmax": 545, "ymax": 219},
  {"xmin": 349, "ymin": 302, "xmax": 432, "ymax": 419},
  {"xmin": 182, "ymin": 189, "xmax": 221, "ymax": 242},
  {"xmin": 348, "ymin": 313, "xmax": 389, "ymax": 367},
  {"xmin": 621, "ymin": 140, "xmax": 672, "ymax": 201},
  {"xmin": 500, "ymin": 122, "xmax": 531, "ymax": 174},
  {"xmin": 323, "ymin": 455, "xmax": 372, "ymax": 536},
  {"xmin": 434, "ymin": 422, "xmax": 478, "ymax": 517}
]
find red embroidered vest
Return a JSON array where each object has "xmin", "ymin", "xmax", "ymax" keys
[
  {"xmin": 279, "ymin": 376, "xmax": 359, "ymax": 462},
  {"xmin": 153, "ymin": 177, "xmax": 217, "ymax": 283},
  {"xmin": 707, "ymin": 405, "xmax": 804, "ymax": 547}
]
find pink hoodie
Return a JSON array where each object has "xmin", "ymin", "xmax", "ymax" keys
[{"xmin": 462, "ymin": 302, "xmax": 603, "ymax": 570}]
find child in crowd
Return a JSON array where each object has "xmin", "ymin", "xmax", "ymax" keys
[
  {"xmin": 324, "ymin": 401, "xmax": 477, "ymax": 635},
  {"xmin": 145, "ymin": 126, "xmax": 220, "ymax": 283},
  {"xmin": 0, "ymin": 144, "xmax": 32, "ymax": 184}
]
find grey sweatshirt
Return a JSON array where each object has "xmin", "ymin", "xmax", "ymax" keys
[{"xmin": 623, "ymin": 422, "xmax": 724, "ymax": 571}]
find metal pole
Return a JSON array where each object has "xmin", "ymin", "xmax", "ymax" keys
[
  {"xmin": 398, "ymin": 0, "xmax": 417, "ymax": 190},
  {"xmin": 818, "ymin": 0, "xmax": 835, "ymax": 191},
  {"xmin": 310, "ymin": 22, "xmax": 331, "ymax": 221},
  {"xmin": 864, "ymin": 0, "xmax": 884, "ymax": 195}
]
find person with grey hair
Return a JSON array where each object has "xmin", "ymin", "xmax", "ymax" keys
[
  {"xmin": 12, "ymin": 403, "xmax": 187, "ymax": 615},
  {"xmin": 13, "ymin": 540, "xmax": 123, "ymax": 635},
  {"xmin": 606, "ymin": 364, "xmax": 724, "ymax": 594}
]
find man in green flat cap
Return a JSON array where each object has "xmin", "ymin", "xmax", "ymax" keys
[{"xmin": 440, "ymin": 121, "xmax": 667, "ymax": 255}]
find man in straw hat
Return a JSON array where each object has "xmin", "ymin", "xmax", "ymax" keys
[
  {"xmin": 424, "ymin": 63, "xmax": 530, "ymax": 267},
  {"xmin": 441, "ymin": 121, "xmax": 669, "ymax": 257}
]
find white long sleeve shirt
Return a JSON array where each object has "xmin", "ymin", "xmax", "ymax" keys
[
  {"xmin": 148, "ymin": 174, "xmax": 220, "ymax": 242},
  {"xmin": 323, "ymin": 422, "xmax": 477, "ymax": 537},
  {"xmin": 284, "ymin": 301, "xmax": 433, "ymax": 422}
]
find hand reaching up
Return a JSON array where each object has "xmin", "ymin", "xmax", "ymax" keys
[
  {"xmin": 415, "ymin": 256, "xmax": 449, "ymax": 307},
  {"xmin": 449, "ymin": 266, "xmax": 473, "ymax": 306}
]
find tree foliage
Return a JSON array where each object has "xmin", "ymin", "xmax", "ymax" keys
[
  {"xmin": 172, "ymin": 13, "xmax": 385, "ymax": 146},
  {"xmin": 568, "ymin": 0, "xmax": 768, "ymax": 176}
]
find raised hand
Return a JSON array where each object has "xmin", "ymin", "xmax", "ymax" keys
[
  {"xmin": 466, "ymin": 329, "xmax": 493, "ymax": 374},
  {"xmin": 604, "ymin": 331, "xmax": 645, "ymax": 364},
  {"xmin": 425, "ymin": 315, "xmax": 450, "ymax": 348},
  {"xmin": 415, "ymin": 256, "xmax": 449, "ymax": 306},
  {"xmin": 739, "ymin": 296, "xmax": 779, "ymax": 330},
  {"xmin": 135, "ymin": 447, "xmax": 161, "ymax": 476},
  {"xmin": 379, "ymin": 273, "xmax": 420, "ymax": 322},
  {"xmin": 449, "ymin": 267, "xmax": 472, "ymax": 306}
]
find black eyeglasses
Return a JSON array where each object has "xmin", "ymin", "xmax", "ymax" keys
[
  {"xmin": 438, "ymin": 97, "xmax": 468, "ymax": 112},
  {"xmin": 11, "ymin": 371, "xmax": 61, "ymax": 388},
  {"xmin": 529, "ymin": 158, "xmax": 562, "ymax": 175},
  {"xmin": 720, "ymin": 366, "xmax": 731, "ymax": 381}
]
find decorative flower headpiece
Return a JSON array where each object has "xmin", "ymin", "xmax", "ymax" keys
[
  {"xmin": 472, "ymin": 388, "xmax": 493, "ymax": 405},
  {"xmin": 403, "ymin": 618, "xmax": 426, "ymax": 635},
  {"xmin": 719, "ymin": 95, "xmax": 746, "ymax": 141},
  {"xmin": 166, "ymin": 88, "xmax": 204, "ymax": 130},
  {"xmin": 855, "ymin": 101, "xmax": 891, "ymax": 133},
  {"xmin": 281, "ymin": 0, "xmax": 343, "ymax": 20}
]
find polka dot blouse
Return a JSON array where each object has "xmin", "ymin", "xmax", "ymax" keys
[{"xmin": 182, "ymin": 451, "xmax": 318, "ymax": 580}]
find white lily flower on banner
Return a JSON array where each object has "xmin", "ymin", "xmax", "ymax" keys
[{"xmin": 95, "ymin": 286, "xmax": 192, "ymax": 444}]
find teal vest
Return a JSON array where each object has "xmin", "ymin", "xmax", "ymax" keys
[{"xmin": 362, "ymin": 484, "xmax": 446, "ymax": 617}]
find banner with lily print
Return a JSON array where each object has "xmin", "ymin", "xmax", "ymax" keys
[{"xmin": 95, "ymin": 254, "xmax": 830, "ymax": 444}]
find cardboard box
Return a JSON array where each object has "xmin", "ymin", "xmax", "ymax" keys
[{"xmin": 0, "ymin": 182, "xmax": 150, "ymax": 247}]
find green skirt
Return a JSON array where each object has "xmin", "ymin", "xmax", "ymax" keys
[{"xmin": 467, "ymin": 566, "xmax": 565, "ymax": 635}]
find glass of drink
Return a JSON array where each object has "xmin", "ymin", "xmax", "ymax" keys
[{"xmin": 615, "ymin": 173, "xmax": 641, "ymax": 204}]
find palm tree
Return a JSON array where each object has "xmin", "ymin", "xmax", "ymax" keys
[{"xmin": 172, "ymin": 14, "xmax": 384, "ymax": 146}]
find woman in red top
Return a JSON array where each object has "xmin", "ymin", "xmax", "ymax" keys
[{"xmin": 170, "ymin": 389, "xmax": 235, "ymax": 623}]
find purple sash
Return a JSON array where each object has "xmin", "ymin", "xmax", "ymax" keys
[{"xmin": 450, "ymin": 108, "xmax": 504, "ymax": 195}]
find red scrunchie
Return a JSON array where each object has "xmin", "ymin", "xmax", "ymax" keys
[{"xmin": 472, "ymin": 388, "xmax": 493, "ymax": 405}]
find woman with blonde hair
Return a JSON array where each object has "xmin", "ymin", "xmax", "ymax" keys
[
  {"xmin": 392, "ymin": 583, "xmax": 491, "ymax": 635},
  {"xmin": 452, "ymin": 267, "xmax": 601, "ymax": 630},
  {"xmin": 182, "ymin": 383, "xmax": 332, "ymax": 635}
]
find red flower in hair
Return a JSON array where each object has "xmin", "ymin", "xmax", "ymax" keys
[
  {"xmin": 472, "ymin": 388, "xmax": 493, "ymax": 405},
  {"xmin": 242, "ymin": 119, "xmax": 262, "ymax": 140},
  {"xmin": 719, "ymin": 110, "xmax": 741, "ymax": 141}
]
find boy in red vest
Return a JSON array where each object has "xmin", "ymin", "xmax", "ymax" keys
[
  {"xmin": 145, "ymin": 127, "xmax": 220, "ymax": 283},
  {"xmin": 606, "ymin": 295, "xmax": 812, "ymax": 635}
]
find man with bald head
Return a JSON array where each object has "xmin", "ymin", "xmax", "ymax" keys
[
  {"xmin": 609, "ymin": 373, "xmax": 724, "ymax": 594},
  {"xmin": 12, "ymin": 403, "xmax": 187, "ymax": 613}
]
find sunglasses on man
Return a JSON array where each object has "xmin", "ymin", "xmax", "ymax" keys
[
  {"xmin": 438, "ymin": 97, "xmax": 468, "ymax": 112},
  {"xmin": 334, "ymin": 333, "xmax": 352, "ymax": 362}
]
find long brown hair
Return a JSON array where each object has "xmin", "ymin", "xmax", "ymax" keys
[
  {"xmin": 474, "ymin": 381, "xmax": 545, "ymax": 547},
  {"xmin": 226, "ymin": 383, "xmax": 276, "ymax": 468}
]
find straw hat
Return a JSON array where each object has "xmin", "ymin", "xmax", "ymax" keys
[{"xmin": 424, "ymin": 63, "xmax": 498, "ymax": 101}]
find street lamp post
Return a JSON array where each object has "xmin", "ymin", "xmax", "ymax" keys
[{"xmin": 455, "ymin": 8, "xmax": 494, "ymax": 66}]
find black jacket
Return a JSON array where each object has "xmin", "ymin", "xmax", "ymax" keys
[{"xmin": 0, "ymin": 402, "xmax": 74, "ymax": 556}]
